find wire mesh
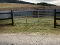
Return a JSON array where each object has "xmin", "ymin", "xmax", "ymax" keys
[{"xmin": 13, "ymin": 9, "xmax": 54, "ymax": 24}]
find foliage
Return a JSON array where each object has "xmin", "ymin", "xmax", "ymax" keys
[
  {"xmin": 0, "ymin": 0, "xmax": 34, "ymax": 5},
  {"xmin": 0, "ymin": 0, "xmax": 17, "ymax": 3},
  {"xmin": 37, "ymin": 2, "xmax": 56, "ymax": 6}
]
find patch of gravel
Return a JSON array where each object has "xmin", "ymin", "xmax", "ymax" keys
[{"xmin": 0, "ymin": 33, "xmax": 60, "ymax": 45}]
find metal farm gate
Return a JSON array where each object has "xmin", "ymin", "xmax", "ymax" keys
[{"xmin": 13, "ymin": 9, "xmax": 54, "ymax": 23}]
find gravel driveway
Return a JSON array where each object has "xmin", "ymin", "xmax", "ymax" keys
[{"xmin": 0, "ymin": 34, "xmax": 60, "ymax": 45}]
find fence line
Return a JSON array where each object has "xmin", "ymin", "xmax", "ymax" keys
[
  {"xmin": 0, "ymin": 9, "xmax": 55, "ymax": 25},
  {"xmin": 0, "ymin": 9, "xmax": 60, "ymax": 27},
  {"xmin": 0, "ymin": 10, "xmax": 14, "ymax": 25}
]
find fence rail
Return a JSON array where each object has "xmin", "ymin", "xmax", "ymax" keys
[{"xmin": 0, "ymin": 10, "xmax": 14, "ymax": 25}]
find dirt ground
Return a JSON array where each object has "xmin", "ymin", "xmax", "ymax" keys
[{"xmin": 0, "ymin": 33, "xmax": 60, "ymax": 45}]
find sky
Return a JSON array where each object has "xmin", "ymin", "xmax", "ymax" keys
[{"xmin": 20, "ymin": 0, "xmax": 60, "ymax": 6}]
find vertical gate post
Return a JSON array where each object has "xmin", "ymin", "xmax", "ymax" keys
[
  {"xmin": 54, "ymin": 9, "xmax": 56, "ymax": 28},
  {"xmin": 26, "ymin": 13, "xmax": 27, "ymax": 24},
  {"xmin": 11, "ymin": 10, "xmax": 14, "ymax": 26},
  {"xmin": 38, "ymin": 10, "xmax": 39, "ymax": 23}
]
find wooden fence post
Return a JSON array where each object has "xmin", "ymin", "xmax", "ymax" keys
[
  {"xmin": 38, "ymin": 10, "xmax": 39, "ymax": 23},
  {"xmin": 11, "ymin": 10, "xmax": 14, "ymax": 26},
  {"xmin": 54, "ymin": 9, "xmax": 56, "ymax": 28}
]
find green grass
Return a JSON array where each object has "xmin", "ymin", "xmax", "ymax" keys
[{"xmin": 0, "ymin": 17, "xmax": 60, "ymax": 35}]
